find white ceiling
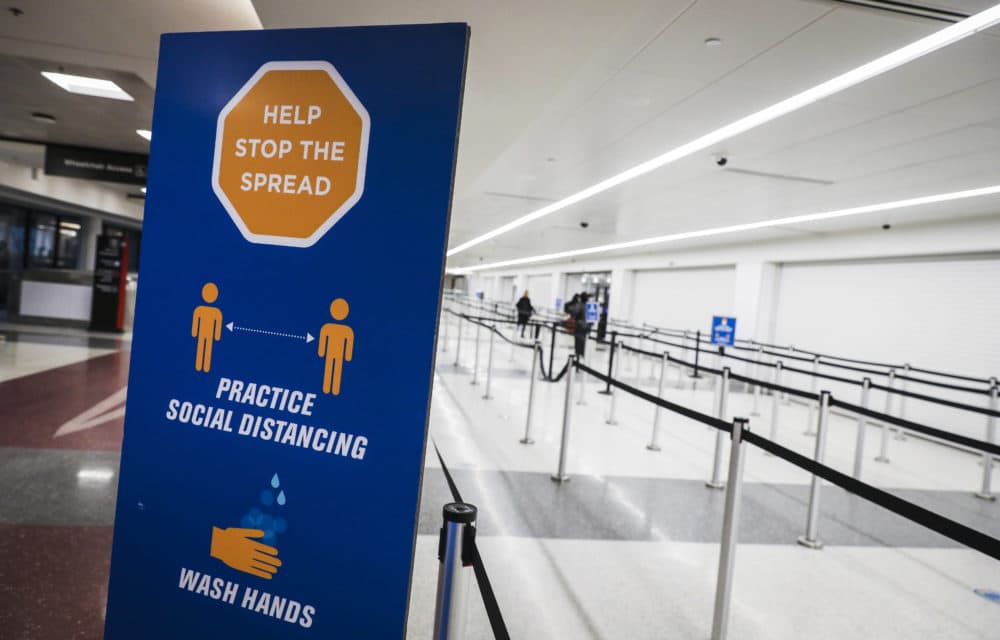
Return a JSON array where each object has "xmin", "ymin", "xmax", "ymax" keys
[
  {"xmin": 2, "ymin": 0, "xmax": 999, "ymax": 268},
  {"xmin": 251, "ymin": 0, "xmax": 1000, "ymax": 270}
]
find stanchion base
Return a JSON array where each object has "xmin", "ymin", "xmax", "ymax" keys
[
  {"xmin": 646, "ymin": 444, "xmax": 661, "ymax": 452},
  {"xmin": 875, "ymin": 456, "xmax": 891, "ymax": 464},
  {"xmin": 974, "ymin": 492, "xmax": 996, "ymax": 501},
  {"xmin": 519, "ymin": 437, "xmax": 535, "ymax": 445},
  {"xmin": 597, "ymin": 390, "xmax": 613, "ymax": 396},
  {"xmin": 550, "ymin": 474, "xmax": 571, "ymax": 483},
  {"xmin": 705, "ymin": 480, "xmax": 725, "ymax": 490},
  {"xmin": 797, "ymin": 536, "xmax": 824, "ymax": 550},
  {"xmin": 605, "ymin": 419, "xmax": 618, "ymax": 426}
]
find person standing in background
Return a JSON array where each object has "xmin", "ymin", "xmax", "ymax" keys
[
  {"xmin": 572, "ymin": 292, "xmax": 590, "ymax": 359},
  {"xmin": 515, "ymin": 290, "xmax": 534, "ymax": 337}
]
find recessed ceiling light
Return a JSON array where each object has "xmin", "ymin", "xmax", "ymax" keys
[
  {"xmin": 41, "ymin": 71, "xmax": 134, "ymax": 101},
  {"xmin": 30, "ymin": 112, "xmax": 56, "ymax": 124},
  {"xmin": 446, "ymin": 4, "xmax": 1000, "ymax": 258},
  {"xmin": 136, "ymin": 129, "xmax": 151, "ymax": 141},
  {"xmin": 704, "ymin": 37, "xmax": 722, "ymax": 47}
]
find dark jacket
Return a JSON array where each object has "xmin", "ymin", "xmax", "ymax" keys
[{"xmin": 516, "ymin": 296, "xmax": 533, "ymax": 316}]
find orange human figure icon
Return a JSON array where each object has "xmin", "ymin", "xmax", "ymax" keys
[
  {"xmin": 192, "ymin": 282, "xmax": 223, "ymax": 372},
  {"xmin": 318, "ymin": 298, "xmax": 354, "ymax": 395}
]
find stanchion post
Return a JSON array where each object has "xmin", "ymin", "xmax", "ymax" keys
[
  {"xmin": 442, "ymin": 308, "xmax": 449, "ymax": 353},
  {"xmin": 710, "ymin": 417, "xmax": 749, "ymax": 640},
  {"xmin": 691, "ymin": 330, "xmax": 703, "ymax": 378},
  {"xmin": 707, "ymin": 367, "xmax": 731, "ymax": 489},
  {"xmin": 798, "ymin": 390, "xmax": 831, "ymax": 549},
  {"xmin": 453, "ymin": 315, "xmax": 464, "ymax": 367},
  {"xmin": 804, "ymin": 356, "xmax": 819, "ymax": 435},
  {"xmin": 576, "ymin": 353, "xmax": 587, "ymax": 406},
  {"xmin": 552, "ymin": 356, "xmax": 576, "ymax": 482},
  {"xmin": 768, "ymin": 362, "xmax": 783, "ymax": 444},
  {"xmin": 646, "ymin": 352, "xmax": 668, "ymax": 451},
  {"xmin": 975, "ymin": 384, "xmax": 998, "ymax": 500},
  {"xmin": 599, "ymin": 331, "xmax": 617, "ymax": 395},
  {"xmin": 548, "ymin": 322, "xmax": 557, "ymax": 379},
  {"xmin": 751, "ymin": 347, "xmax": 763, "ymax": 416},
  {"xmin": 853, "ymin": 378, "xmax": 871, "ymax": 480},
  {"xmin": 470, "ymin": 322, "xmax": 482, "ymax": 385},
  {"xmin": 876, "ymin": 370, "xmax": 894, "ymax": 463},
  {"xmin": 638, "ymin": 335, "xmax": 648, "ymax": 379},
  {"xmin": 520, "ymin": 342, "xmax": 541, "ymax": 445},
  {"xmin": 899, "ymin": 363, "xmax": 911, "ymax": 419},
  {"xmin": 606, "ymin": 341, "xmax": 621, "ymax": 426},
  {"xmin": 482, "ymin": 328, "xmax": 495, "ymax": 399},
  {"xmin": 433, "ymin": 502, "xmax": 477, "ymax": 640}
]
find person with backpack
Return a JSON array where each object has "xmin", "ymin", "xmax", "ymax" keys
[{"xmin": 515, "ymin": 291, "xmax": 535, "ymax": 337}]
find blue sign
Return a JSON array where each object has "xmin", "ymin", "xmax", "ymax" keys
[
  {"xmin": 711, "ymin": 315, "xmax": 737, "ymax": 346},
  {"xmin": 555, "ymin": 297, "xmax": 562, "ymax": 312},
  {"xmin": 104, "ymin": 25, "xmax": 468, "ymax": 638},
  {"xmin": 585, "ymin": 302, "xmax": 599, "ymax": 323}
]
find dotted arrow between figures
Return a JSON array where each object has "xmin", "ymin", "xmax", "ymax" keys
[{"xmin": 226, "ymin": 321, "xmax": 315, "ymax": 343}]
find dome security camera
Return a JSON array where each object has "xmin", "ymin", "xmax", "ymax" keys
[
  {"xmin": 580, "ymin": 221, "xmax": 589, "ymax": 229},
  {"xmin": 716, "ymin": 155, "xmax": 728, "ymax": 167}
]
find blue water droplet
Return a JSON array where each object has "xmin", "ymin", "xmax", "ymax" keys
[
  {"xmin": 276, "ymin": 490, "xmax": 286, "ymax": 506},
  {"xmin": 271, "ymin": 473, "xmax": 280, "ymax": 489}
]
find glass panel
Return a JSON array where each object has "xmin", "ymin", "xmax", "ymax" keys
[
  {"xmin": 27, "ymin": 212, "xmax": 57, "ymax": 268},
  {"xmin": 55, "ymin": 217, "xmax": 83, "ymax": 269}
]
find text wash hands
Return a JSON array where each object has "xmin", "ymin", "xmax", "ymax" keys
[{"xmin": 236, "ymin": 104, "xmax": 346, "ymax": 196}]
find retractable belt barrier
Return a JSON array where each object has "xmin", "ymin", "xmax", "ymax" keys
[
  {"xmin": 571, "ymin": 361, "xmax": 1000, "ymax": 563},
  {"xmin": 432, "ymin": 441, "xmax": 510, "ymax": 640}
]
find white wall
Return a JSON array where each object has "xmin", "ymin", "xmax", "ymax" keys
[{"xmin": 629, "ymin": 266, "xmax": 735, "ymax": 331}]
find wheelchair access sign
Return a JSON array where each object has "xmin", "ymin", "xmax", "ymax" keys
[
  {"xmin": 104, "ymin": 24, "xmax": 469, "ymax": 639},
  {"xmin": 711, "ymin": 316, "xmax": 737, "ymax": 346}
]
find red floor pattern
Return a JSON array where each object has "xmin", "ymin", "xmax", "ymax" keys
[
  {"xmin": 0, "ymin": 524, "xmax": 113, "ymax": 640},
  {"xmin": 0, "ymin": 351, "xmax": 129, "ymax": 452}
]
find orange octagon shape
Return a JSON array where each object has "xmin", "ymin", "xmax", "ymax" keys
[{"xmin": 212, "ymin": 61, "xmax": 370, "ymax": 248}]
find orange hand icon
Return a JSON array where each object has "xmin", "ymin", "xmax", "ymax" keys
[{"xmin": 210, "ymin": 526, "xmax": 282, "ymax": 580}]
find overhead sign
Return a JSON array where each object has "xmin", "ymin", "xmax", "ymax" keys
[
  {"xmin": 44, "ymin": 143, "xmax": 148, "ymax": 186},
  {"xmin": 104, "ymin": 24, "xmax": 469, "ymax": 639},
  {"xmin": 711, "ymin": 315, "xmax": 737, "ymax": 346}
]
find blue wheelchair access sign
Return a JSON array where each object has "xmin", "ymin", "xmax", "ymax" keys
[
  {"xmin": 103, "ymin": 24, "xmax": 468, "ymax": 639},
  {"xmin": 585, "ymin": 302, "xmax": 599, "ymax": 323},
  {"xmin": 711, "ymin": 316, "xmax": 737, "ymax": 346}
]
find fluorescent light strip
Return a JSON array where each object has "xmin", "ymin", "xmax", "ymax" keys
[
  {"xmin": 447, "ymin": 4, "xmax": 1000, "ymax": 257},
  {"xmin": 41, "ymin": 71, "xmax": 134, "ymax": 101},
  {"xmin": 450, "ymin": 184, "xmax": 1000, "ymax": 273},
  {"xmin": 136, "ymin": 129, "xmax": 152, "ymax": 141}
]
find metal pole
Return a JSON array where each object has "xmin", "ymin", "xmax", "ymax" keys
[
  {"xmin": 639, "ymin": 335, "xmax": 648, "ymax": 379},
  {"xmin": 576, "ymin": 353, "xmax": 587, "ymax": 406},
  {"xmin": 798, "ymin": 390, "xmax": 831, "ymax": 549},
  {"xmin": 552, "ymin": 356, "xmax": 575, "ymax": 482},
  {"xmin": 433, "ymin": 502, "xmax": 477, "ymax": 640},
  {"xmin": 453, "ymin": 316, "xmax": 464, "ymax": 367},
  {"xmin": 707, "ymin": 367, "xmax": 731, "ymax": 489},
  {"xmin": 876, "ymin": 370, "xmax": 894, "ymax": 463},
  {"xmin": 852, "ymin": 378, "xmax": 871, "ymax": 480},
  {"xmin": 442, "ymin": 308, "xmax": 449, "ymax": 353},
  {"xmin": 607, "ymin": 341, "xmax": 621, "ymax": 426},
  {"xmin": 768, "ymin": 362, "xmax": 783, "ymax": 443},
  {"xmin": 899, "ymin": 363, "xmax": 910, "ymax": 419},
  {"xmin": 600, "ymin": 331, "xmax": 617, "ymax": 395},
  {"xmin": 548, "ymin": 322, "xmax": 557, "ymax": 379},
  {"xmin": 975, "ymin": 385, "xmax": 998, "ymax": 500},
  {"xmin": 804, "ymin": 356, "xmax": 819, "ymax": 435},
  {"xmin": 751, "ymin": 347, "xmax": 763, "ymax": 417},
  {"xmin": 710, "ymin": 418, "xmax": 749, "ymax": 640},
  {"xmin": 691, "ymin": 330, "xmax": 703, "ymax": 378},
  {"xmin": 482, "ymin": 328, "xmax": 495, "ymax": 399},
  {"xmin": 647, "ymin": 352, "xmax": 668, "ymax": 451},
  {"xmin": 520, "ymin": 343, "xmax": 540, "ymax": 445},
  {"xmin": 470, "ymin": 322, "xmax": 482, "ymax": 385}
]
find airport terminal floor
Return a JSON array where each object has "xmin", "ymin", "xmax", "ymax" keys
[{"xmin": 2, "ymin": 308, "xmax": 998, "ymax": 639}]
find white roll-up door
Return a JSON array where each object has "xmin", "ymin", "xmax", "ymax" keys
[
  {"xmin": 525, "ymin": 274, "xmax": 552, "ymax": 311},
  {"xmin": 773, "ymin": 256, "xmax": 1000, "ymax": 378},
  {"xmin": 629, "ymin": 266, "xmax": 736, "ymax": 331}
]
